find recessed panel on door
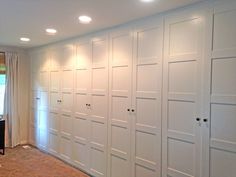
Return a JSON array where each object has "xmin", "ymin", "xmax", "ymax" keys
[
  {"xmin": 168, "ymin": 138, "xmax": 194, "ymax": 176},
  {"xmin": 61, "ymin": 45, "xmax": 75, "ymax": 69},
  {"xmin": 92, "ymin": 39, "xmax": 107, "ymax": 67},
  {"xmin": 169, "ymin": 18, "xmax": 200, "ymax": 57},
  {"xmin": 90, "ymin": 148, "xmax": 106, "ymax": 176},
  {"xmin": 60, "ymin": 135, "xmax": 72, "ymax": 161},
  {"xmin": 61, "ymin": 115, "xmax": 72, "ymax": 137},
  {"xmin": 76, "ymin": 69, "xmax": 89, "ymax": 92},
  {"xmin": 61, "ymin": 93, "xmax": 73, "ymax": 115},
  {"xmin": 73, "ymin": 141, "xmax": 89, "ymax": 170},
  {"xmin": 137, "ymin": 26, "xmax": 163, "ymax": 63},
  {"xmin": 74, "ymin": 93, "xmax": 88, "ymax": 118},
  {"xmin": 39, "ymin": 91, "xmax": 49, "ymax": 110},
  {"xmin": 39, "ymin": 51, "xmax": 50, "ymax": 72},
  {"xmin": 110, "ymin": 155, "xmax": 129, "ymax": 177},
  {"xmin": 31, "ymin": 91, "xmax": 40, "ymax": 108},
  {"xmin": 211, "ymin": 58, "xmax": 236, "ymax": 97},
  {"xmin": 49, "ymin": 132, "xmax": 60, "ymax": 155},
  {"xmin": 76, "ymin": 42, "xmax": 91, "ymax": 69},
  {"xmin": 31, "ymin": 72, "xmax": 40, "ymax": 91},
  {"xmin": 135, "ymin": 164, "xmax": 156, "ymax": 177},
  {"xmin": 91, "ymin": 95, "xmax": 107, "ymax": 119},
  {"xmin": 38, "ymin": 110, "xmax": 48, "ymax": 150},
  {"xmin": 50, "ymin": 71, "xmax": 60, "ymax": 92},
  {"xmin": 50, "ymin": 47, "xmax": 64, "ymax": 70},
  {"xmin": 49, "ymin": 112, "xmax": 59, "ymax": 134},
  {"xmin": 73, "ymin": 115, "xmax": 88, "ymax": 141},
  {"xmin": 91, "ymin": 121, "xmax": 106, "ymax": 147},
  {"xmin": 213, "ymin": 4, "xmax": 236, "ymax": 58},
  {"xmin": 92, "ymin": 68, "xmax": 106, "ymax": 92},
  {"xmin": 62, "ymin": 69, "xmax": 73, "ymax": 93},
  {"xmin": 50, "ymin": 92, "xmax": 60, "ymax": 112},
  {"xmin": 40, "ymin": 71, "xmax": 49, "ymax": 91}
]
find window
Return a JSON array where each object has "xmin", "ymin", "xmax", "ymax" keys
[{"xmin": 0, "ymin": 53, "xmax": 6, "ymax": 115}]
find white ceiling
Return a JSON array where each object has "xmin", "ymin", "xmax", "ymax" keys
[{"xmin": 0, "ymin": 0, "xmax": 204, "ymax": 48}]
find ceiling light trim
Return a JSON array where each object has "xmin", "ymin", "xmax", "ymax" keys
[
  {"xmin": 20, "ymin": 37, "xmax": 30, "ymax": 42},
  {"xmin": 46, "ymin": 28, "xmax": 57, "ymax": 35},
  {"xmin": 79, "ymin": 15, "xmax": 92, "ymax": 24}
]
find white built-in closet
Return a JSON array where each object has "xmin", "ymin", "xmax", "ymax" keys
[{"xmin": 29, "ymin": 1, "xmax": 236, "ymax": 177}]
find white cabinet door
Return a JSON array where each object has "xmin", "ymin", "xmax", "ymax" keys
[
  {"xmin": 163, "ymin": 9, "xmax": 206, "ymax": 177},
  {"xmin": 60, "ymin": 45, "xmax": 74, "ymax": 162},
  {"xmin": 205, "ymin": 2, "xmax": 236, "ymax": 177},
  {"xmin": 74, "ymin": 36, "xmax": 109, "ymax": 176},
  {"xmin": 38, "ymin": 51, "xmax": 50, "ymax": 151},
  {"xmin": 49, "ymin": 48, "xmax": 61, "ymax": 155},
  {"xmin": 73, "ymin": 40, "xmax": 91, "ymax": 171},
  {"xmin": 131, "ymin": 19, "xmax": 163, "ymax": 177},
  {"xmin": 30, "ymin": 47, "xmax": 74, "ymax": 156},
  {"xmin": 108, "ymin": 29, "xmax": 133, "ymax": 177},
  {"xmin": 31, "ymin": 50, "xmax": 50, "ymax": 151},
  {"xmin": 49, "ymin": 45, "xmax": 74, "ymax": 160},
  {"xmin": 89, "ymin": 35, "xmax": 109, "ymax": 177}
]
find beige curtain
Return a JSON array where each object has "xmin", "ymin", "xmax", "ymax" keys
[{"xmin": 4, "ymin": 52, "xmax": 20, "ymax": 147}]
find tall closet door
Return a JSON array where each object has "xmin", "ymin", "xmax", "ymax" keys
[
  {"xmin": 89, "ymin": 36, "xmax": 108, "ymax": 177},
  {"xmin": 30, "ymin": 52, "xmax": 41, "ymax": 146},
  {"xmin": 131, "ymin": 19, "xmax": 163, "ymax": 177},
  {"xmin": 205, "ymin": 2, "xmax": 236, "ymax": 177},
  {"xmin": 73, "ymin": 40, "xmax": 91, "ymax": 171},
  {"xmin": 59, "ymin": 45, "xmax": 74, "ymax": 162},
  {"xmin": 30, "ymin": 50, "xmax": 50, "ymax": 150},
  {"xmin": 108, "ymin": 29, "xmax": 133, "ymax": 177},
  {"xmin": 49, "ymin": 48, "xmax": 62, "ymax": 155},
  {"xmin": 38, "ymin": 51, "xmax": 50, "ymax": 150},
  {"xmin": 163, "ymin": 9, "xmax": 206, "ymax": 177}
]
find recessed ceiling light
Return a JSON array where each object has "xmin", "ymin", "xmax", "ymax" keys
[
  {"xmin": 20, "ymin": 37, "xmax": 30, "ymax": 42},
  {"xmin": 46, "ymin": 28, "xmax": 57, "ymax": 35},
  {"xmin": 140, "ymin": 0, "xmax": 154, "ymax": 2},
  {"xmin": 79, "ymin": 15, "xmax": 92, "ymax": 24}
]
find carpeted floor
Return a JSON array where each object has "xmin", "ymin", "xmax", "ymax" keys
[{"xmin": 0, "ymin": 145, "xmax": 90, "ymax": 177}]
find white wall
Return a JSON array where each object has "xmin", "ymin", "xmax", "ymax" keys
[{"xmin": 0, "ymin": 46, "xmax": 30, "ymax": 144}]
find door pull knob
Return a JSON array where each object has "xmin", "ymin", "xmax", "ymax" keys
[{"xmin": 203, "ymin": 119, "xmax": 208, "ymax": 122}]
